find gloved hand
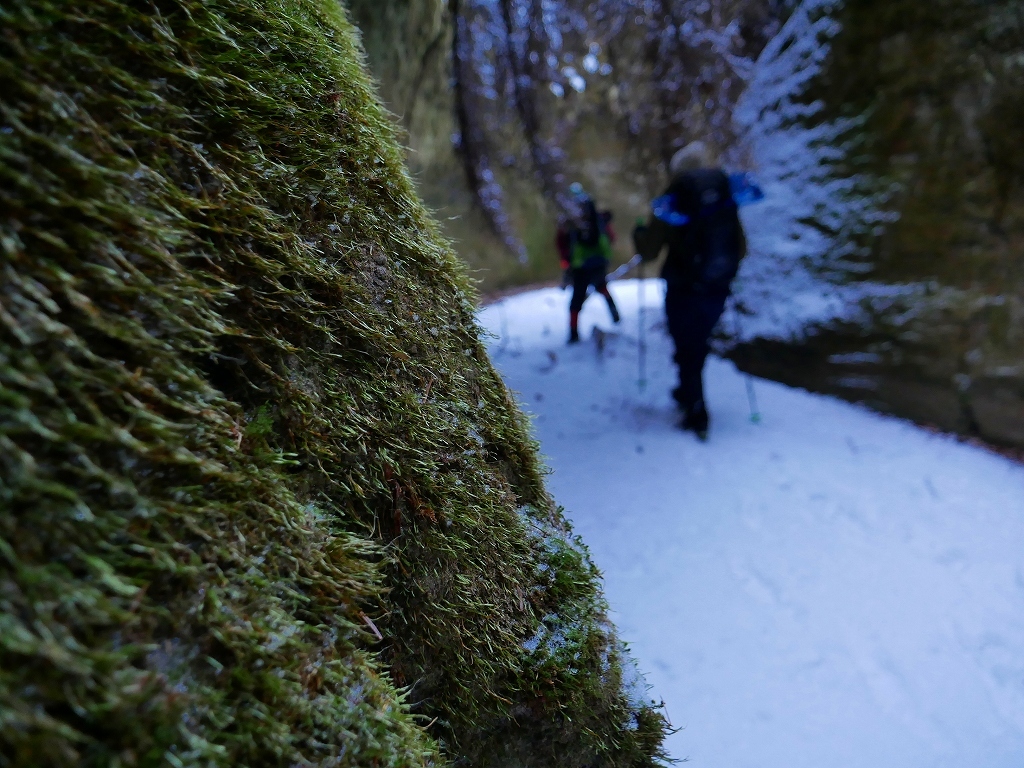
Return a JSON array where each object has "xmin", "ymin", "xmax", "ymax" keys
[{"xmin": 632, "ymin": 219, "xmax": 652, "ymax": 259}]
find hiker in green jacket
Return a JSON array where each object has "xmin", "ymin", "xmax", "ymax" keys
[{"xmin": 556, "ymin": 183, "xmax": 620, "ymax": 344}]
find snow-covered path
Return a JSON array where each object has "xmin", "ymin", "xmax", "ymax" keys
[{"xmin": 480, "ymin": 282, "xmax": 1024, "ymax": 768}]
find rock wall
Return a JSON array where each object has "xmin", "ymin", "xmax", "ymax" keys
[
  {"xmin": 346, "ymin": 1, "xmax": 787, "ymax": 293},
  {"xmin": 0, "ymin": 1, "xmax": 667, "ymax": 764},
  {"xmin": 730, "ymin": 0, "xmax": 1024, "ymax": 449}
]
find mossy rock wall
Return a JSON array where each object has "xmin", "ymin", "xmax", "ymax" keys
[
  {"xmin": 732, "ymin": 0, "xmax": 1024, "ymax": 449},
  {"xmin": 0, "ymin": 1, "xmax": 666, "ymax": 765},
  {"xmin": 343, "ymin": 0, "xmax": 562, "ymax": 292},
  {"xmin": 342, "ymin": 0, "xmax": 657, "ymax": 293}
]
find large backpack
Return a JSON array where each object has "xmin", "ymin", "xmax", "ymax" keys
[
  {"xmin": 576, "ymin": 199, "xmax": 602, "ymax": 246},
  {"xmin": 569, "ymin": 199, "xmax": 613, "ymax": 268},
  {"xmin": 652, "ymin": 169, "xmax": 745, "ymax": 294}
]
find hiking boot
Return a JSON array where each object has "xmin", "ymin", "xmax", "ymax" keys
[
  {"xmin": 680, "ymin": 401, "xmax": 709, "ymax": 438},
  {"xmin": 568, "ymin": 327, "xmax": 580, "ymax": 344}
]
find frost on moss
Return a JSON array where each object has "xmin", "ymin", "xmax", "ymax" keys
[
  {"xmin": 0, "ymin": 0, "xmax": 667, "ymax": 766},
  {"xmin": 513, "ymin": 506, "xmax": 667, "ymax": 765}
]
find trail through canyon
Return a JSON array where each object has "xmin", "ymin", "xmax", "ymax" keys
[{"xmin": 481, "ymin": 283, "xmax": 1024, "ymax": 767}]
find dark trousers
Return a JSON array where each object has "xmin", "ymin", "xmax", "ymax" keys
[
  {"xmin": 569, "ymin": 260, "xmax": 612, "ymax": 314},
  {"xmin": 665, "ymin": 289, "xmax": 728, "ymax": 412}
]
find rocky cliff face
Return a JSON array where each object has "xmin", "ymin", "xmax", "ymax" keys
[
  {"xmin": 348, "ymin": 0, "xmax": 788, "ymax": 292},
  {"xmin": 0, "ymin": 1, "xmax": 666, "ymax": 765},
  {"xmin": 346, "ymin": 0, "xmax": 580, "ymax": 290},
  {"xmin": 731, "ymin": 0, "xmax": 1024, "ymax": 449}
]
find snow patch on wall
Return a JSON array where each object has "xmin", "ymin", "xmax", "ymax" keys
[{"xmin": 731, "ymin": 0, "xmax": 901, "ymax": 342}]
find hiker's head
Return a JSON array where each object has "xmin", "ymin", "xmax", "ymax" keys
[
  {"xmin": 567, "ymin": 182, "xmax": 593, "ymax": 224},
  {"xmin": 669, "ymin": 141, "xmax": 717, "ymax": 175}
]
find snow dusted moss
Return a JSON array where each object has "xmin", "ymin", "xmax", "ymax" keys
[
  {"xmin": 515, "ymin": 506, "xmax": 668, "ymax": 761},
  {"xmin": 0, "ymin": 0, "xmax": 667, "ymax": 765}
]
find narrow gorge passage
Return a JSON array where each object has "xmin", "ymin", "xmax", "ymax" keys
[{"xmin": 481, "ymin": 284, "xmax": 1024, "ymax": 768}]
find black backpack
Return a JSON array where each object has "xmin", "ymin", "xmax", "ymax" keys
[
  {"xmin": 574, "ymin": 199, "xmax": 603, "ymax": 248},
  {"xmin": 660, "ymin": 169, "xmax": 743, "ymax": 294}
]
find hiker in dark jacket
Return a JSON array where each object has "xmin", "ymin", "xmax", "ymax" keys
[
  {"xmin": 557, "ymin": 183, "xmax": 620, "ymax": 344},
  {"xmin": 632, "ymin": 142, "xmax": 746, "ymax": 437}
]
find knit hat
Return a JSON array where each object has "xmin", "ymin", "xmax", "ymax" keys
[{"xmin": 669, "ymin": 141, "xmax": 716, "ymax": 175}]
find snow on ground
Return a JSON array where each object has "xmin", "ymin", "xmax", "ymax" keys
[{"xmin": 480, "ymin": 281, "xmax": 1024, "ymax": 768}]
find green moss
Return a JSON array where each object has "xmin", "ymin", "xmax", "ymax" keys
[
  {"xmin": 813, "ymin": 0, "xmax": 1024, "ymax": 290},
  {"xmin": 0, "ymin": 0, "xmax": 667, "ymax": 765}
]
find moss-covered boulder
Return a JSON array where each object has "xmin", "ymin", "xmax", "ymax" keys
[{"xmin": 0, "ymin": 1, "xmax": 667, "ymax": 765}]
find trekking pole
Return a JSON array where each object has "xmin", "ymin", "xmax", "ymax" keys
[
  {"xmin": 745, "ymin": 377, "xmax": 761, "ymax": 424},
  {"xmin": 637, "ymin": 257, "xmax": 647, "ymax": 393},
  {"xmin": 729, "ymin": 296, "xmax": 761, "ymax": 423},
  {"xmin": 608, "ymin": 253, "xmax": 642, "ymax": 281}
]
